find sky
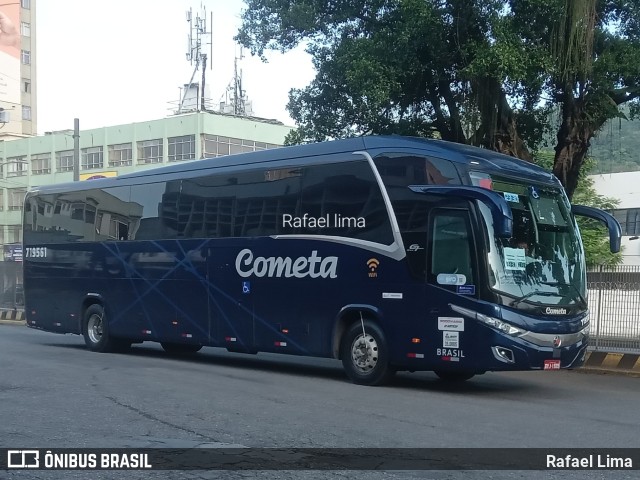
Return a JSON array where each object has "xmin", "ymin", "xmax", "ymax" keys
[{"xmin": 36, "ymin": 0, "xmax": 316, "ymax": 134}]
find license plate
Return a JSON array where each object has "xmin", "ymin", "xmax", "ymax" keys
[{"xmin": 544, "ymin": 359, "xmax": 561, "ymax": 370}]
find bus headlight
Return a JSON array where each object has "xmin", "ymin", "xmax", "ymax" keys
[
  {"xmin": 450, "ymin": 304, "xmax": 526, "ymax": 337},
  {"xmin": 476, "ymin": 312, "xmax": 526, "ymax": 336}
]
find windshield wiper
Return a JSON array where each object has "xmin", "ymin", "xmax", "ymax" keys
[
  {"xmin": 510, "ymin": 290, "xmax": 560, "ymax": 308},
  {"xmin": 539, "ymin": 281, "xmax": 587, "ymax": 306}
]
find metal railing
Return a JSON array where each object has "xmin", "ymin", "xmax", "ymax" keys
[
  {"xmin": 0, "ymin": 260, "xmax": 23, "ymax": 311},
  {"xmin": 588, "ymin": 265, "xmax": 640, "ymax": 353}
]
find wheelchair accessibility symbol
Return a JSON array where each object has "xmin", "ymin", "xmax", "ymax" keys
[{"xmin": 242, "ymin": 281, "xmax": 251, "ymax": 294}]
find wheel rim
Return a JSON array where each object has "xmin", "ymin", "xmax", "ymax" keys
[
  {"xmin": 350, "ymin": 333, "xmax": 378, "ymax": 373},
  {"xmin": 87, "ymin": 313, "xmax": 103, "ymax": 344}
]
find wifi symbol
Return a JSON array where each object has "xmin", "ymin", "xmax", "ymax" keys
[{"xmin": 367, "ymin": 258, "xmax": 380, "ymax": 271}]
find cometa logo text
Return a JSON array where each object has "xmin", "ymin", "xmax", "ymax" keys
[
  {"xmin": 235, "ymin": 249, "xmax": 338, "ymax": 279},
  {"xmin": 545, "ymin": 307, "xmax": 567, "ymax": 315}
]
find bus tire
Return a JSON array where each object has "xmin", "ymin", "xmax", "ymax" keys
[
  {"xmin": 82, "ymin": 304, "xmax": 120, "ymax": 353},
  {"xmin": 434, "ymin": 370, "xmax": 475, "ymax": 382},
  {"xmin": 340, "ymin": 320, "xmax": 394, "ymax": 386},
  {"xmin": 161, "ymin": 342, "xmax": 203, "ymax": 354}
]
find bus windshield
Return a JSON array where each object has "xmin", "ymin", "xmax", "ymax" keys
[{"xmin": 473, "ymin": 173, "xmax": 587, "ymax": 309}]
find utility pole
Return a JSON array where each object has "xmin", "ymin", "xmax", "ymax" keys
[
  {"xmin": 201, "ymin": 54, "xmax": 207, "ymax": 112},
  {"xmin": 73, "ymin": 118, "xmax": 80, "ymax": 181}
]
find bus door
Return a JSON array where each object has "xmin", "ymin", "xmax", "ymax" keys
[
  {"xmin": 207, "ymin": 244, "xmax": 255, "ymax": 352},
  {"xmin": 425, "ymin": 206, "xmax": 479, "ymax": 370}
]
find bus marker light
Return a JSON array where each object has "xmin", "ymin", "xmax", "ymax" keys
[
  {"xmin": 142, "ymin": 330, "xmax": 152, "ymax": 335},
  {"xmin": 54, "ymin": 323, "xmax": 61, "ymax": 327},
  {"xmin": 30, "ymin": 321, "xmax": 36, "ymax": 325},
  {"xmin": 281, "ymin": 328, "xmax": 289, "ymax": 334},
  {"xmin": 407, "ymin": 353, "xmax": 424, "ymax": 358},
  {"xmin": 181, "ymin": 333, "xmax": 192, "ymax": 338},
  {"xmin": 172, "ymin": 321, "xmax": 178, "ymax": 325},
  {"xmin": 275, "ymin": 341, "xmax": 287, "ymax": 347},
  {"xmin": 225, "ymin": 337, "xmax": 237, "ymax": 342},
  {"xmin": 441, "ymin": 356, "xmax": 460, "ymax": 362},
  {"xmin": 479, "ymin": 178, "xmax": 493, "ymax": 190},
  {"xmin": 411, "ymin": 338, "xmax": 421, "ymax": 343}
]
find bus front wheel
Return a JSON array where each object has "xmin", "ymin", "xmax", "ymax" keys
[
  {"xmin": 340, "ymin": 320, "xmax": 394, "ymax": 386},
  {"xmin": 82, "ymin": 304, "xmax": 128, "ymax": 353}
]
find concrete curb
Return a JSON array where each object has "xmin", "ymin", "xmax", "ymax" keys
[
  {"xmin": 0, "ymin": 319, "xmax": 26, "ymax": 325},
  {"xmin": 0, "ymin": 309, "xmax": 25, "ymax": 321},
  {"xmin": 0, "ymin": 309, "xmax": 26, "ymax": 326},
  {"xmin": 579, "ymin": 351, "xmax": 640, "ymax": 376}
]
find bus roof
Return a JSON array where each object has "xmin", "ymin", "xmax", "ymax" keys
[{"xmin": 28, "ymin": 135, "xmax": 557, "ymax": 195}]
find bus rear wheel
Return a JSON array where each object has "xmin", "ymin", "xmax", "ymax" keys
[
  {"xmin": 434, "ymin": 370, "xmax": 475, "ymax": 382},
  {"xmin": 161, "ymin": 342, "xmax": 203, "ymax": 355},
  {"xmin": 341, "ymin": 320, "xmax": 394, "ymax": 386},
  {"xmin": 83, "ymin": 304, "xmax": 129, "ymax": 353}
]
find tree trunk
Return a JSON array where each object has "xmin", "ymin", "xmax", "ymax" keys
[
  {"xmin": 472, "ymin": 77, "xmax": 533, "ymax": 162},
  {"xmin": 552, "ymin": 99, "xmax": 593, "ymax": 200},
  {"xmin": 490, "ymin": 98, "xmax": 533, "ymax": 162}
]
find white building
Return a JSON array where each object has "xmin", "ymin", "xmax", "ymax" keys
[
  {"xmin": 590, "ymin": 171, "xmax": 640, "ymax": 265},
  {"xmin": 0, "ymin": 0, "xmax": 37, "ymax": 140}
]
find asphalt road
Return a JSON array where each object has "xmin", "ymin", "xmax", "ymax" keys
[{"xmin": 1, "ymin": 324, "xmax": 638, "ymax": 480}]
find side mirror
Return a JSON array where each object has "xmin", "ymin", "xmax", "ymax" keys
[{"xmin": 571, "ymin": 205, "xmax": 622, "ymax": 253}]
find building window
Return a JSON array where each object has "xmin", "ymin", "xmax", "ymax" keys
[
  {"xmin": 108, "ymin": 143, "xmax": 133, "ymax": 167},
  {"xmin": 81, "ymin": 146, "xmax": 103, "ymax": 170},
  {"xmin": 168, "ymin": 135, "xmax": 195, "ymax": 162},
  {"xmin": 22, "ymin": 105, "xmax": 31, "ymax": 120},
  {"xmin": 8, "ymin": 225, "xmax": 21, "ymax": 244},
  {"xmin": 137, "ymin": 139, "xmax": 163, "ymax": 164},
  {"xmin": 23, "ymin": 80, "xmax": 30, "ymax": 93},
  {"xmin": 6, "ymin": 157, "xmax": 27, "ymax": 177},
  {"xmin": 0, "ymin": 189, "xmax": 4, "ymax": 211},
  {"xmin": 31, "ymin": 153, "xmax": 51, "ymax": 175},
  {"xmin": 21, "ymin": 0, "xmax": 30, "ymax": 9},
  {"xmin": 8, "ymin": 188, "xmax": 27, "ymax": 211},
  {"xmin": 21, "ymin": 50, "xmax": 30, "ymax": 65},
  {"xmin": 21, "ymin": 22, "xmax": 30, "ymax": 37},
  {"xmin": 56, "ymin": 150, "xmax": 75, "ymax": 172},
  {"xmin": 201, "ymin": 134, "xmax": 280, "ymax": 158},
  {"xmin": 612, "ymin": 209, "xmax": 640, "ymax": 236}
]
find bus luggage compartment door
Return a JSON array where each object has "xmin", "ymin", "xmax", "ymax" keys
[{"xmin": 208, "ymin": 246, "xmax": 255, "ymax": 353}]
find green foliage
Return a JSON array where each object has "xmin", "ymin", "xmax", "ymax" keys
[
  {"xmin": 237, "ymin": 0, "xmax": 640, "ymax": 194},
  {"xmin": 534, "ymin": 151, "xmax": 623, "ymax": 266}
]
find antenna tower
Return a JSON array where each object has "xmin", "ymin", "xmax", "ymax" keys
[
  {"xmin": 218, "ymin": 45, "xmax": 253, "ymax": 117},
  {"xmin": 226, "ymin": 47, "xmax": 246, "ymax": 115},
  {"xmin": 179, "ymin": 4, "xmax": 212, "ymax": 113}
]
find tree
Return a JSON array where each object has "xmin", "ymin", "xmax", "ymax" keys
[
  {"xmin": 236, "ymin": 0, "xmax": 640, "ymax": 198},
  {"xmin": 540, "ymin": 0, "xmax": 640, "ymax": 198}
]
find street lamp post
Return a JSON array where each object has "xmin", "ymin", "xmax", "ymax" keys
[{"xmin": 73, "ymin": 118, "xmax": 80, "ymax": 182}]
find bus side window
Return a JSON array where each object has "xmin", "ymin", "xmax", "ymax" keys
[{"xmin": 429, "ymin": 211, "xmax": 474, "ymax": 286}]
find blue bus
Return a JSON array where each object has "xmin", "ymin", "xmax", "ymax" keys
[{"xmin": 22, "ymin": 136, "xmax": 620, "ymax": 385}]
